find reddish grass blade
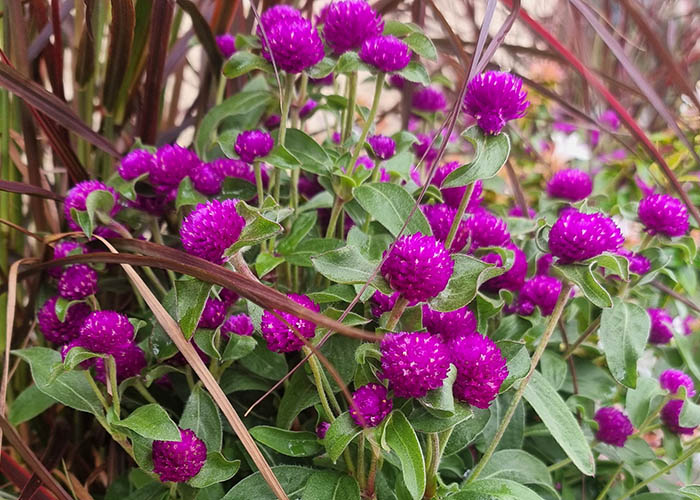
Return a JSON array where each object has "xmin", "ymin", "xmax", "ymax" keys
[
  {"xmin": 0, "ymin": 451, "xmax": 57, "ymax": 500},
  {"xmin": 177, "ymin": 0, "xmax": 223, "ymax": 73},
  {"xmin": 103, "ymin": 0, "xmax": 136, "ymax": 112},
  {"xmin": 0, "ymin": 180, "xmax": 64, "ymax": 201},
  {"xmin": 49, "ymin": 0, "xmax": 66, "ymax": 100}
]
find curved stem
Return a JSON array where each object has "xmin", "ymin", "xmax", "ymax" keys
[
  {"xmin": 425, "ymin": 432, "xmax": 441, "ymax": 497},
  {"xmin": 107, "ymin": 355, "xmax": 120, "ymax": 417},
  {"xmin": 444, "ymin": 183, "xmax": 476, "ymax": 250},
  {"xmin": 342, "ymin": 72, "xmax": 358, "ymax": 143},
  {"xmin": 274, "ymin": 74, "xmax": 295, "ymax": 202},
  {"xmin": 304, "ymin": 347, "xmax": 335, "ymax": 422},
  {"xmin": 325, "ymin": 196, "xmax": 345, "ymax": 239},
  {"xmin": 385, "ymin": 296, "xmax": 409, "ymax": 332},
  {"xmin": 254, "ymin": 160, "xmax": 265, "ymax": 209},
  {"xmin": 366, "ymin": 440, "xmax": 380, "ymax": 500},
  {"xmin": 563, "ymin": 316, "xmax": 601, "ymax": 359},
  {"xmin": 636, "ymin": 394, "xmax": 671, "ymax": 435},
  {"xmin": 595, "ymin": 463, "xmax": 623, "ymax": 500},
  {"xmin": 349, "ymin": 73, "xmax": 385, "ymax": 172}
]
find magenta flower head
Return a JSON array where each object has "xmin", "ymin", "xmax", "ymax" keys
[
  {"xmin": 660, "ymin": 369, "xmax": 696, "ymax": 397},
  {"xmin": 64, "ymin": 181, "xmax": 119, "ymax": 231},
  {"xmin": 299, "ymin": 99, "xmax": 317, "ymax": 119},
  {"xmin": 422, "ymin": 204, "xmax": 470, "ymax": 253},
  {"xmin": 616, "ymin": 248, "xmax": 651, "ymax": 275},
  {"xmin": 431, "ymin": 162, "xmax": 483, "ymax": 210},
  {"xmin": 261, "ymin": 18, "xmax": 324, "ymax": 74},
  {"xmin": 546, "ymin": 169, "xmax": 593, "ymax": 202},
  {"xmin": 212, "ymin": 158, "xmax": 260, "ymax": 186},
  {"xmin": 349, "ymin": 383, "xmax": 393, "ymax": 427},
  {"xmin": 359, "ymin": 35, "xmax": 411, "ymax": 73},
  {"xmin": 367, "ymin": 135, "xmax": 396, "ymax": 160},
  {"xmin": 536, "ymin": 254, "xmax": 553, "ymax": 276},
  {"xmin": 422, "ymin": 304, "xmax": 477, "ymax": 342},
  {"xmin": 463, "ymin": 71, "xmax": 529, "ymax": 135},
  {"xmin": 412, "ymin": 87, "xmax": 447, "ymax": 113},
  {"xmin": 119, "ymin": 149, "xmax": 155, "ymax": 181},
  {"xmin": 79, "ymin": 310, "xmax": 134, "ymax": 354},
  {"xmin": 517, "ymin": 276, "xmax": 563, "ymax": 316},
  {"xmin": 152, "ymin": 428, "xmax": 207, "ymax": 483},
  {"xmin": 413, "ymin": 134, "xmax": 438, "ymax": 165},
  {"xmin": 58, "ymin": 264, "xmax": 98, "ymax": 300},
  {"xmin": 481, "ymin": 245, "xmax": 528, "ymax": 293},
  {"xmin": 370, "ymin": 291, "xmax": 398, "ymax": 318},
  {"xmin": 222, "ymin": 313, "xmax": 254, "ymax": 337},
  {"xmin": 508, "ymin": 206, "xmax": 536, "ymax": 218},
  {"xmin": 464, "ymin": 211, "xmax": 510, "ymax": 251},
  {"xmin": 191, "ymin": 162, "xmax": 224, "ymax": 196},
  {"xmin": 600, "ymin": 110, "xmax": 620, "ymax": 131},
  {"xmin": 648, "ymin": 308, "xmax": 673, "ymax": 345},
  {"xmin": 380, "ymin": 332, "xmax": 450, "ymax": 398},
  {"xmin": 38, "ymin": 296, "xmax": 91, "ymax": 344},
  {"xmin": 381, "ymin": 233, "xmax": 454, "ymax": 303},
  {"xmin": 548, "ymin": 210, "xmax": 623, "ymax": 263},
  {"xmin": 216, "ymin": 33, "xmax": 236, "ymax": 58},
  {"xmin": 49, "ymin": 241, "xmax": 87, "ymax": 278},
  {"xmin": 661, "ymin": 400, "xmax": 697, "ymax": 435},
  {"xmin": 594, "ymin": 407, "xmax": 634, "ymax": 447},
  {"xmin": 316, "ymin": 421, "xmax": 330, "ymax": 439},
  {"xmin": 151, "ymin": 145, "xmax": 200, "ymax": 191},
  {"xmin": 389, "ymin": 74, "xmax": 405, "ymax": 89},
  {"xmin": 235, "ymin": 130, "xmax": 273, "ymax": 163},
  {"xmin": 94, "ymin": 342, "xmax": 146, "ymax": 383},
  {"xmin": 198, "ymin": 296, "xmax": 228, "ymax": 329},
  {"xmin": 257, "ymin": 6, "xmax": 303, "ymax": 37},
  {"xmin": 264, "ymin": 114, "xmax": 281, "ymax": 130},
  {"xmin": 261, "ymin": 293, "xmax": 320, "ymax": 353},
  {"xmin": 450, "ymin": 332, "xmax": 508, "ymax": 409},
  {"xmin": 180, "ymin": 199, "xmax": 245, "ymax": 264},
  {"xmin": 322, "ymin": 0, "xmax": 383, "ymax": 54},
  {"xmin": 638, "ymin": 194, "xmax": 689, "ymax": 238},
  {"xmin": 310, "ymin": 74, "xmax": 334, "ymax": 86}
]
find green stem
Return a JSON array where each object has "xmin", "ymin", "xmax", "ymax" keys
[
  {"xmin": 305, "ymin": 347, "xmax": 335, "ymax": 422},
  {"xmin": 637, "ymin": 394, "xmax": 671, "ymax": 434},
  {"xmin": 357, "ymin": 431, "xmax": 366, "ymax": 489},
  {"xmin": 325, "ymin": 196, "xmax": 345, "ymax": 239},
  {"xmin": 595, "ymin": 463, "xmax": 623, "ymax": 500},
  {"xmin": 274, "ymin": 74, "xmax": 295, "ymax": 202},
  {"xmin": 366, "ymin": 439, "xmax": 381, "ymax": 500},
  {"xmin": 547, "ymin": 457, "xmax": 572, "ymax": 472},
  {"xmin": 151, "ymin": 218, "xmax": 177, "ymax": 288},
  {"xmin": 425, "ymin": 432, "xmax": 441, "ymax": 497},
  {"xmin": 320, "ymin": 369, "xmax": 343, "ymax": 416},
  {"xmin": 254, "ymin": 160, "xmax": 265, "ymax": 209},
  {"xmin": 638, "ymin": 233, "xmax": 654, "ymax": 252},
  {"xmin": 562, "ymin": 316, "xmax": 601, "ymax": 359},
  {"xmin": 342, "ymin": 72, "xmax": 358, "ymax": 143},
  {"xmin": 349, "ymin": 73, "xmax": 385, "ymax": 172},
  {"xmin": 83, "ymin": 370, "xmax": 109, "ymax": 412},
  {"xmin": 444, "ymin": 183, "xmax": 476, "ymax": 250},
  {"xmin": 467, "ymin": 282, "xmax": 574, "ymax": 484},
  {"xmin": 107, "ymin": 355, "xmax": 120, "ymax": 417},
  {"xmin": 134, "ymin": 380, "xmax": 159, "ymax": 405},
  {"xmin": 385, "ymin": 296, "xmax": 409, "ymax": 332}
]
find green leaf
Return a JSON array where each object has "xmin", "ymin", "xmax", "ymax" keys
[
  {"xmin": 123, "ymin": 482, "xmax": 169, "ymax": 500},
  {"xmin": 552, "ymin": 263, "xmax": 612, "ymax": 308},
  {"xmin": 180, "ymin": 385, "xmax": 223, "ymax": 452},
  {"xmin": 419, "ymin": 365, "xmax": 456, "ymax": 417},
  {"xmin": 218, "ymin": 177, "xmax": 257, "ymax": 201},
  {"xmin": 308, "ymin": 284, "xmax": 356, "ymax": 304},
  {"xmin": 175, "ymin": 277, "xmax": 212, "ymax": 339},
  {"xmin": 116, "ymin": 404, "xmax": 180, "ymax": 441},
  {"xmin": 448, "ymin": 479, "xmax": 545, "ymax": 500},
  {"xmin": 444, "ymin": 407, "xmax": 491, "ymax": 455},
  {"xmin": 285, "ymin": 238, "xmax": 345, "ymax": 267},
  {"xmin": 498, "ymin": 341, "xmax": 530, "ymax": 392},
  {"xmin": 384, "ymin": 411, "xmax": 425, "ymax": 500},
  {"xmin": 477, "ymin": 450, "xmax": 554, "ymax": 495},
  {"xmin": 224, "ymin": 200, "xmax": 284, "ymax": 254},
  {"xmin": 188, "ymin": 453, "xmax": 240, "ymax": 488},
  {"xmin": 429, "ymin": 254, "xmax": 504, "ymax": 312},
  {"xmin": 409, "ymin": 403, "xmax": 471, "ymax": 433},
  {"xmin": 323, "ymin": 412, "xmax": 361, "ymax": 462},
  {"xmin": 285, "ymin": 128, "xmax": 332, "ymax": 174},
  {"xmin": 222, "ymin": 51, "xmax": 272, "ymax": 79},
  {"xmin": 679, "ymin": 399, "xmax": 700, "ymax": 427},
  {"xmin": 8, "ymin": 384, "xmax": 56, "ymax": 425},
  {"xmin": 254, "ymin": 252, "xmax": 285, "ymax": 277},
  {"xmin": 403, "ymin": 32, "xmax": 437, "ymax": 60},
  {"xmin": 398, "ymin": 62, "xmax": 430, "ymax": 86},
  {"xmin": 71, "ymin": 207, "xmax": 93, "ymax": 238},
  {"xmin": 336, "ymin": 52, "xmax": 361, "ymax": 74},
  {"xmin": 175, "ymin": 177, "xmax": 207, "ymax": 210},
  {"xmin": 662, "ymin": 235, "xmax": 696, "ymax": 263},
  {"xmin": 86, "ymin": 189, "xmax": 116, "ymax": 229},
  {"xmin": 240, "ymin": 341, "xmax": 288, "ymax": 381},
  {"xmin": 312, "ymin": 245, "xmax": 389, "ymax": 292},
  {"xmin": 62, "ymin": 346, "xmax": 102, "ymax": 371},
  {"xmin": 221, "ymin": 466, "xmax": 315, "ymax": 500},
  {"xmin": 264, "ymin": 144, "xmax": 301, "ymax": 171},
  {"xmin": 250, "ymin": 426, "xmax": 323, "ymax": 457},
  {"xmin": 522, "ymin": 370, "xmax": 595, "ymax": 476},
  {"xmin": 680, "ymin": 486, "xmax": 700, "ymax": 500},
  {"xmin": 442, "ymin": 128, "xmax": 510, "ymax": 188},
  {"xmin": 626, "ymin": 377, "xmax": 664, "ymax": 428},
  {"xmin": 599, "ymin": 298, "xmax": 650, "ymax": 388},
  {"xmin": 673, "ymin": 332, "xmax": 700, "ymax": 382},
  {"xmin": 277, "ymin": 370, "xmax": 320, "ymax": 429},
  {"xmin": 383, "ymin": 20, "xmax": 416, "ymax": 36},
  {"xmin": 221, "ymin": 334, "xmax": 257, "ymax": 361},
  {"xmin": 588, "ymin": 252, "xmax": 629, "ymax": 281},
  {"xmin": 277, "ymin": 212, "xmax": 318, "ymax": 255},
  {"xmin": 306, "ymin": 57, "xmax": 337, "ymax": 79},
  {"xmin": 353, "ymin": 183, "xmax": 431, "ymax": 237},
  {"xmin": 302, "ymin": 471, "xmax": 361, "ymax": 500},
  {"xmin": 107, "ymin": 171, "xmax": 148, "ymax": 202}
]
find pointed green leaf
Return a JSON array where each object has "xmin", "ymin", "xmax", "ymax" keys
[
  {"xmin": 442, "ymin": 128, "xmax": 510, "ymax": 188},
  {"xmin": 222, "ymin": 51, "xmax": 272, "ymax": 79},
  {"xmin": 384, "ymin": 411, "xmax": 425, "ymax": 500},
  {"xmin": 180, "ymin": 385, "xmax": 223, "ymax": 451},
  {"xmin": 188, "ymin": 453, "xmax": 240, "ymax": 488},
  {"xmin": 353, "ymin": 182, "xmax": 432, "ymax": 237},
  {"xmin": 323, "ymin": 412, "xmax": 361, "ymax": 462},
  {"xmin": 117, "ymin": 404, "xmax": 180, "ymax": 441},
  {"xmin": 250, "ymin": 426, "xmax": 323, "ymax": 457}
]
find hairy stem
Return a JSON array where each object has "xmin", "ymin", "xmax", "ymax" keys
[
  {"xmin": 444, "ymin": 183, "xmax": 476, "ymax": 250},
  {"xmin": 594, "ymin": 463, "xmax": 623, "ymax": 500},
  {"xmin": 349, "ymin": 73, "xmax": 385, "ymax": 172},
  {"xmin": 274, "ymin": 74, "xmax": 295, "ymax": 202},
  {"xmin": 563, "ymin": 316, "xmax": 601, "ymax": 359},
  {"xmin": 304, "ymin": 347, "xmax": 335, "ymax": 422},
  {"xmin": 342, "ymin": 72, "xmax": 358, "ymax": 143},
  {"xmin": 385, "ymin": 296, "xmax": 409, "ymax": 332},
  {"xmin": 325, "ymin": 196, "xmax": 345, "ymax": 239}
]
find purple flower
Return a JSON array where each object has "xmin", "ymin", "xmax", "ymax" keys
[
  {"xmin": 518, "ymin": 276, "xmax": 563, "ymax": 316},
  {"xmin": 322, "ymin": 0, "xmax": 383, "ymax": 54},
  {"xmin": 256, "ymin": 6, "xmax": 303, "ymax": 37},
  {"xmin": 119, "ymin": 149, "xmax": 154, "ymax": 180},
  {"xmin": 422, "ymin": 204, "xmax": 471, "ymax": 253},
  {"xmin": 380, "ymin": 332, "xmax": 450, "ymax": 398},
  {"xmin": 389, "ymin": 74, "xmax": 405, "ymax": 89},
  {"xmin": 299, "ymin": 99, "xmax": 317, "ymax": 118},
  {"xmin": 464, "ymin": 211, "xmax": 510, "ymax": 251},
  {"xmin": 412, "ymin": 87, "xmax": 447, "ymax": 113},
  {"xmin": 634, "ymin": 176, "xmax": 655, "ymax": 197},
  {"xmin": 549, "ymin": 210, "xmax": 624, "ymax": 263},
  {"xmin": 683, "ymin": 316, "xmax": 694, "ymax": 336},
  {"xmin": 600, "ymin": 110, "xmax": 620, "ymax": 131},
  {"xmin": 152, "ymin": 429, "xmax": 207, "ymax": 483},
  {"xmin": 508, "ymin": 206, "xmax": 536, "ymax": 218},
  {"xmin": 381, "ymin": 233, "xmax": 454, "ymax": 303},
  {"xmin": 413, "ymin": 134, "xmax": 438, "ymax": 165},
  {"xmin": 661, "ymin": 400, "xmax": 697, "ymax": 435},
  {"xmin": 359, "ymin": 35, "xmax": 411, "ymax": 73},
  {"xmin": 431, "ymin": 162, "xmax": 483, "ymax": 210},
  {"xmin": 216, "ymin": 33, "xmax": 236, "ymax": 58},
  {"xmin": 450, "ymin": 332, "xmax": 508, "ymax": 409},
  {"xmin": 151, "ymin": 145, "xmax": 200, "ymax": 191},
  {"xmin": 191, "ymin": 162, "xmax": 224, "ymax": 196},
  {"xmin": 64, "ymin": 181, "xmax": 119, "ymax": 231},
  {"xmin": 660, "ymin": 369, "xmax": 696, "ymax": 397},
  {"xmin": 370, "ymin": 291, "xmax": 398, "ymax": 318},
  {"xmin": 94, "ymin": 342, "xmax": 146, "ymax": 383},
  {"xmin": 536, "ymin": 254, "xmax": 553, "ymax": 276},
  {"xmin": 38, "ymin": 297, "xmax": 91, "ymax": 344},
  {"xmin": 58, "ymin": 264, "xmax": 98, "ymax": 300},
  {"xmin": 648, "ymin": 308, "xmax": 673, "ymax": 345},
  {"xmin": 546, "ymin": 169, "xmax": 593, "ymax": 202},
  {"xmin": 49, "ymin": 241, "xmax": 87, "ymax": 278},
  {"xmin": 261, "ymin": 18, "xmax": 324, "ymax": 74},
  {"xmin": 481, "ymin": 245, "xmax": 528, "ymax": 292},
  {"xmin": 79, "ymin": 311, "xmax": 134, "ymax": 354},
  {"xmin": 638, "ymin": 194, "xmax": 689, "ymax": 238},
  {"xmin": 349, "ymin": 383, "xmax": 393, "ymax": 427},
  {"xmin": 310, "ymin": 74, "xmax": 334, "ymax": 86},
  {"xmin": 594, "ymin": 407, "xmax": 634, "ymax": 447},
  {"xmin": 180, "ymin": 200, "xmax": 245, "ymax": 264},
  {"xmin": 198, "ymin": 296, "xmax": 228, "ymax": 329},
  {"xmin": 367, "ymin": 135, "xmax": 396, "ymax": 160},
  {"xmin": 316, "ymin": 421, "xmax": 330, "ymax": 439},
  {"xmin": 222, "ymin": 314, "xmax": 254, "ymax": 337},
  {"xmin": 616, "ymin": 249, "xmax": 650, "ymax": 275},
  {"xmin": 422, "ymin": 304, "xmax": 477, "ymax": 342},
  {"xmin": 553, "ymin": 121, "xmax": 577, "ymax": 134},
  {"xmin": 463, "ymin": 71, "xmax": 529, "ymax": 135},
  {"xmin": 264, "ymin": 114, "xmax": 281, "ymax": 130},
  {"xmin": 212, "ymin": 158, "xmax": 259, "ymax": 186},
  {"xmin": 261, "ymin": 294, "xmax": 319, "ymax": 353},
  {"xmin": 235, "ymin": 130, "xmax": 273, "ymax": 163}
]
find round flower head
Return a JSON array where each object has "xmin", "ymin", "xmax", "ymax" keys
[
  {"xmin": 151, "ymin": 145, "xmax": 200, "ymax": 191},
  {"xmin": 212, "ymin": 158, "xmax": 259, "ymax": 186},
  {"xmin": 353, "ymin": 155, "xmax": 389, "ymax": 182},
  {"xmin": 198, "ymin": 296, "xmax": 228, "ymax": 329},
  {"xmin": 431, "ymin": 162, "xmax": 483, "ymax": 210},
  {"xmin": 58, "ymin": 264, "xmax": 98, "ymax": 300},
  {"xmin": 235, "ymin": 130, "xmax": 273, "ymax": 163},
  {"xmin": 481, "ymin": 245, "xmax": 528, "ymax": 292},
  {"xmin": 648, "ymin": 308, "xmax": 673, "ymax": 345},
  {"xmin": 310, "ymin": 74, "xmax": 334, "ymax": 86},
  {"xmin": 64, "ymin": 181, "xmax": 119, "ymax": 231},
  {"xmin": 661, "ymin": 400, "xmax": 697, "ymax": 435},
  {"xmin": 660, "ymin": 369, "xmax": 696, "ymax": 397},
  {"xmin": 616, "ymin": 248, "xmax": 651, "ymax": 275},
  {"xmin": 322, "ymin": 0, "xmax": 383, "ymax": 54},
  {"xmin": 413, "ymin": 134, "xmax": 438, "ymax": 165},
  {"xmin": 350, "ymin": 383, "xmax": 393, "ymax": 427},
  {"xmin": 463, "ymin": 71, "xmax": 529, "ymax": 135},
  {"xmin": 422, "ymin": 204, "xmax": 470, "ymax": 253},
  {"xmin": 370, "ymin": 290, "xmax": 399, "ymax": 318},
  {"xmin": 517, "ymin": 276, "xmax": 563, "ymax": 316},
  {"xmin": 594, "ymin": 407, "xmax": 634, "ymax": 447},
  {"xmin": 180, "ymin": 199, "xmax": 245, "ymax": 264},
  {"xmin": 381, "ymin": 233, "xmax": 454, "ymax": 303},
  {"xmin": 546, "ymin": 169, "xmax": 593, "ymax": 202},
  {"xmin": 683, "ymin": 316, "xmax": 695, "ymax": 336},
  {"xmin": 38, "ymin": 297, "xmax": 91, "ymax": 344},
  {"xmin": 450, "ymin": 332, "xmax": 508, "ymax": 409},
  {"xmin": 299, "ymin": 99, "xmax": 317, "ymax": 119},
  {"xmin": 261, "ymin": 18, "xmax": 324, "ymax": 74},
  {"xmin": 389, "ymin": 73, "xmax": 405, "ymax": 89},
  {"xmin": 119, "ymin": 149, "xmax": 154, "ymax": 181},
  {"xmin": 79, "ymin": 310, "xmax": 134, "ymax": 354},
  {"xmin": 422, "ymin": 304, "xmax": 477, "ymax": 342},
  {"xmin": 359, "ymin": 35, "xmax": 411, "ymax": 73},
  {"xmin": 508, "ymin": 206, "xmax": 536, "ymax": 218},
  {"xmin": 600, "ymin": 110, "xmax": 620, "ymax": 131},
  {"xmin": 316, "ymin": 421, "xmax": 330, "ymax": 439},
  {"xmin": 49, "ymin": 241, "xmax": 87, "ymax": 278},
  {"xmin": 94, "ymin": 342, "xmax": 146, "ymax": 383},
  {"xmin": 222, "ymin": 313, "xmax": 254, "ymax": 337},
  {"xmin": 367, "ymin": 135, "xmax": 396, "ymax": 160},
  {"xmin": 464, "ymin": 211, "xmax": 510, "ymax": 251},
  {"xmin": 638, "ymin": 193, "xmax": 689, "ymax": 238},
  {"xmin": 191, "ymin": 162, "xmax": 224, "ymax": 196},
  {"xmin": 548, "ymin": 209, "xmax": 624, "ymax": 263},
  {"xmin": 412, "ymin": 87, "xmax": 447, "ymax": 113},
  {"xmin": 264, "ymin": 114, "xmax": 281, "ymax": 130},
  {"xmin": 216, "ymin": 33, "xmax": 236, "ymax": 58},
  {"xmin": 152, "ymin": 428, "xmax": 207, "ymax": 483},
  {"xmin": 536, "ymin": 254, "xmax": 553, "ymax": 276},
  {"xmin": 261, "ymin": 293, "xmax": 320, "ymax": 353},
  {"xmin": 380, "ymin": 332, "xmax": 450, "ymax": 398},
  {"xmin": 257, "ymin": 5, "xmax": 303, "ymax": 37}
]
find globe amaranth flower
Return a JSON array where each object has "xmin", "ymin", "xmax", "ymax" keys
[
  {"xmin": 370, "ymin": 291, "xmax": 398, "ymax": 318},
  {"xmin": 212, "ymin": 158, "xmax": 260, "ymax": 186},
  {"xmin": 151, "ymin": 145, "xmax": 201, "ymax": 192},
  {"xmin": 322, "ymin": 0, "xmax": 383, "ymax": 54},
  {"xmin": 198, "ymin": 296, "xmax": 228, "ymax": 329},
  {"xmin": 64, "ymin": 181, "xmax": 119, "ymax": 231},
  {"xmin": 594, "ymin": 407, "xmax": 634, "ymax": 447},
  {"xmin": 616, "ymin": 248, "xmax": 651, "ymax": 275},
  {"xmin": 508, "ymin": 206, "xmax": 536, "ymax": 218},
  {"xmin": 118, "ymin": 149, "xmax": 155, "ymax": 181},
  {"xmin": 548, "ymin": 209, "xmax": 624, "ymax": 263},
  {"xmin": 359, "ymin": 35, "xmax": 411, "ymax": 73},
  {"xmin": 299, "ymin": 99, "xmax": 317, "ymax": 119},
  {"xmin": 221, "ymin": 313, "xmax": 254, "ymax": 337},
  {"xmin": 94, "ymin": 342, "xmax": 146, "ymax": 384},
  {"xmin": 256, "ymin": 5, "xmax": 303, "ymax": 36},
  {"xmin": 464, "ymin": 211, "xmax": 510, "ymax": 251},
  {"xmin": 381, "ymin": 233, "xmax": 454, "ymax": 303},
  {"xmin": 546, "ymin": 169, "xmax": 593, "ymax": 202},
  {"xmin": 261, "ymin": 18, "xmax": 324, "ymax": 74},
  {"xmin": 79, "ymin": 310, "xmax": 134, "ymax": 354},
  {"xmin": 412, "ymin": 87, "xmax": 447, "ymax": 113},
  {"xmin": 235, "ymin": 130, "xmax": 273, "ymax": 163},
  {"xmin": 152, "ymin": 428, "xmax": 207, "ymax": 483},
  {"xmin": 261, "ymin": 293, "xmax": 320, "ymax": 353},
  {"xmin": 536, "ymin": 254, "xmax": 553, "ymax": 276},
  {"xmin": 216, "ymin": 33, "xmax": 236, "ymax": 58},
  {"xmin": 660, "ymin": 369, "xmax": 696, "ymax": 397},
  {"xmin": 661, "ymin": 400, "xmax": 697, "ymax": 435},
  {"xmin": 638, "ymin": 193, "xmax": 689, "ymax": 238},
  {"xmin": 349, "ymin": 383, "xmax": 393, "ymax": 427},
  {"xmin": 316, "ymin": 421, "xmax": 330, "ymax": 439},
  {"xmin": 49, "ymin": 240, "xmax": 87, "ymax": 278},
  {"xmin": 463, "ymin": 71, "xmax": 529, "ymax": 135},
  {"xmin": 58, "ymin": 264, "xmax": 98, "ymax": 300},
  {"xmin": 180, "ymin": 199, "xmax": 245, "ymax": 264},
  {"xmin": 481, "ymin": 245, "xmax": 528, "ymax": 293},
  {"xmin": 310, "ymin": 74, "xmax": 334, "ymax": 86},
  {"xmin": 600, "ymin": 110, "xmax": 620, "ymax": 131},
  {"xmin": 380, "ymin": 332, "xmax": 450, "ymax": 398},
  {"xmin": 421, "ymin": 204, "xmax": 470, "ymax": 253},
  {"xmin": 367, "ymin": 135, "xmax": 396, "ymax": 161},
  {"xmin": 648, "ymin": 308, "xmax": 673, "ymax": 345},
  {"xmin": 191, "ymin": 162, "xmax": 224, "ymax": 196},
  {"xmin": 389, "ymin": 74, "xmax": 405, "ymax": 89},
  {"xmin": 264, "ymin": 114, "xmax": 281, "ymax": 130},
  {"xmin": 450, "ymin": 332, "xmax": 508, "ymax": 409},
  {"xmin": 431, "ymin": 162, "xmax": 483, "ymax": 210},
  {"xmin": 413, "ymin": 134, "xmax": 438, "ymax": 165},
  {"xmin": 422, "ymin": 304, "xmax": 477, "ymax": 342},
  {"xmin": 517, "ymin": 275, "xmax": 563, "ymax": 316},
  {"xmin": 38, "ymin": 296, "xmax": 91, "ymax": 344}
]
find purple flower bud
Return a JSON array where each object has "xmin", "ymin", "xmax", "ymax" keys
[
  {"xmin": 370, "ymin": 291, "xmax": 397, "ymax": 318},
  {"xmin": 212, "ymin": 158, "xmax": 260, "ymax": 186},
  {"xmin": 191, "ymin": 162, "xmax": 224, "ymax": 196},
  {"xmin": 422, "ymin": 204, "xmax": 470, "ymax": 253},
  {"xmin": 310, "ymin": 74, "xmax": 334, "ymax": 86},
  {"xmin": 508, "ymin": 206, "xmax": 536, "ymax": 218},
  {"xmin": 367, "ymin": 134, "xmax": 396, "ymax": 160},
  {"xmin": 517, "ymin": 276, "xmax": 563, "ymax": 316},
  {"xmin": 222, "ymin": 313, "xmax": 254, "ymax": 337},
  {"xmin": 350, "ymin": 383, "xmax": 393, "ymax": 427},
  {"xmin": 49, "ymin": 241, "xmax": 87, "ymax": 278},
  {"xmin": 119, "ymin": 149, "xmax": 155, "ymax": 181},
  {"xmin": 463, "ymin": 71, "xmax": 529, "ymax": 135},
  {"xmin": 412, "ymin": 87, "xmax": 447, "ymax": 113},
  {"xmin": 481, "ymin": 245, "xmax": 528, "ymax": 292},
  {"xmin": 660, "ymin": 369, "xmax": 696, "ymax": 397},
  {"xmin": 322, "ymin": 0, "xmax": 383, "ymax": 54},
  {"xmin": 450, "ymin": 332, "xmax": 508, "ymax": 409},
  {"xmin": 546, "ymin": 169, "xmax": 593, "ymax": 202},
  {"xmin": 261, "ymin": 294, "xmax": 320, "ymax": 353},
  {"xmin": 261, "ymin": 18, "xmax": 324, "ymax": 74},
  {"xmin": 198, "ymin": 296, "xmax": 228, "ymax": 329},
  {"xmin": 38, "ymin": 297, "xmax": 91, "ymax": 344},
  {"xmin": 94, "ymin": 342, "xmax": 146, "ymax": 383},
  {"xmin": 389, "ymin": 74, "xmax": 405, "ymax": 89},
  {"xmin": 549, "ymin": 210, "xmax": 623, "ymax": 263},
  {"xmin": 257, "ymin": 6, "xmax": 303, "ymax": 37},
  {"xmin": 594, "ymin": 407, "xmax": 634, "ymax": 447},
  {"xmin": 64, "ymin": 181, "xmax": 119, "ymax": 231},
  {"xmin": 299, "ymin": 99, "xmax": 317, "ymax": 119},
  {"xmin": 58, "ymin": 264, "xmax": 98, "ymax": 300},
  {"xmin": 79, "ymin": 311, "xmax": 134, "ymax": 354},
  {"xmin": 359, "ymin": 35, "xmax": 411, "ymax": 73},
  {"xmin": 661, "ymin": 400, "xmax": 697, "ymax": 435},
  {"xmin": 180, "ymin": 200, "xmax": 245, "ymax": 264},
  {"xmin": 151, "ymin": 145, "xmax": 201, "ymax": 191},
  {"xmin": 638, "ymin": 194, "xmax": 689, "ymax": 238},
  {"xmin": 431, "ymin": 162, "xmax": 483, "ymax": 210},
  {"xmin": 648, "ymin": 308, "xmax": 673, "ymax": 345},
  {"xmin": 536, "ymin": 254, "xmax": 553, "ymax": 276},
  {"xmin": 381, "ymin": 332, "xmax": 450, "ymax": 398},
  {"xmin": 600, "ymin": 110, "xmax": 620, "ymax": 131},
  {"xmin": 616, "ymin": 248, "xmax": 650, "ymax": 275},
  {"xmin": 152, "ymin": 429, "xmax": 207, "ymax": 483},
  {"xmin": 235, "ymin": 130, "xmax": 274, "ymax": 163},
  {"xmin": 413, "ymin": 134, "xmax": 438, "ymax": 165},
  {"xmin": 464, "ymin": 211, "xmax": 510, "ymax": 251},
  {"xmin": 264, "ymin": 114, "xmax": 281, "ymax": 130},
  {"xmin": 316, "ymin": 421, "xmax": 330, "ymax": 439},
  {"xmin": 216, "ymin": 33, "xmax": 236, "ymax": 58},
  {"xmin": 422, "ymin": 304, "xmax": 477, "ymax": 342}
]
